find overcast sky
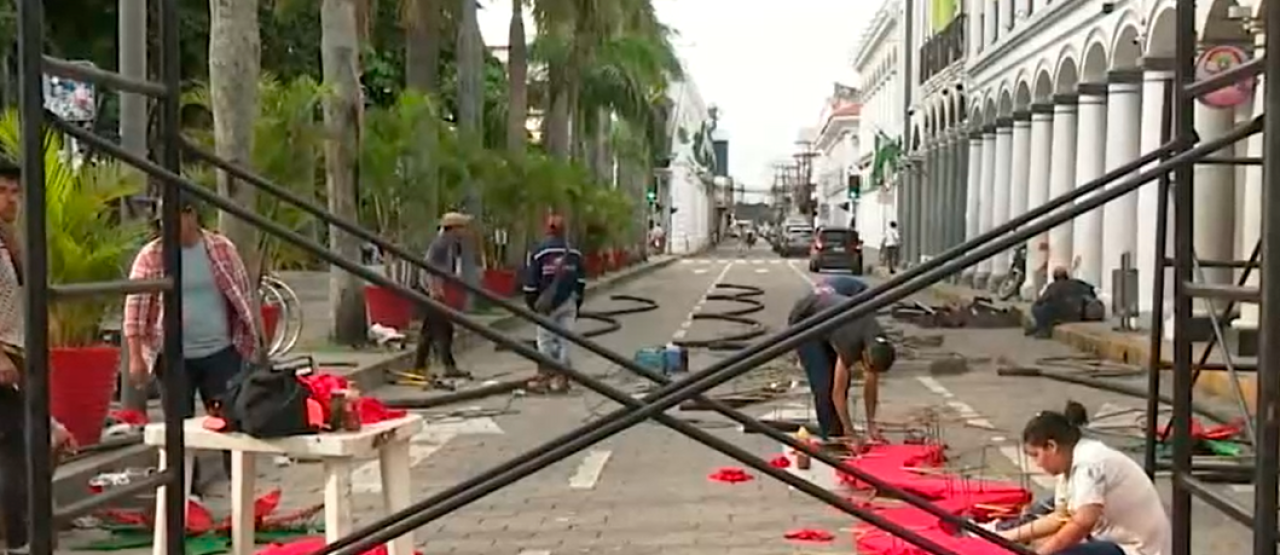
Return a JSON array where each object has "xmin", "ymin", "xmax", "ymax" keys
[{"xmin": 477, "ymin": 0, "xmax": 875, "ymax": 202}]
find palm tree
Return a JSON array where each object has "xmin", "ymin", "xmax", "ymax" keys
[
  {"xmin": 321, "ymin": 0, "xmax": 367, "ymax": 343},
  {"xmin": 208, "ymin": 0, "xmax": 263, "ymax": 278},
  {"xmin": 403, "ymin": 0, "xmax": 444, "ymax": 93},
  {"xmin": 506, "ymin": 0, "xmax": 528, "ymax": 155}
]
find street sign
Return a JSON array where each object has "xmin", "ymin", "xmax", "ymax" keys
[
  {"xmin": 1196, "ymin": 46, "xmax": 1255, "ymax": 109},
  {"xmin": 44, "ymin": 63, "xmax": 98, "ymax": 122}
]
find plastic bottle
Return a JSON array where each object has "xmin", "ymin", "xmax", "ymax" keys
[{"xmin": 795, "ymin": 427, "xmax": 812, "ymax": 470}]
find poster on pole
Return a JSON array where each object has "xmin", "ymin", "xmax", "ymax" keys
[{"xmin": 43, "ymin": 63, "xmax": 97, "ymax": 122}]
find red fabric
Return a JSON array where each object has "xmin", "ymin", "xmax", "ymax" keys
[
  {"xmin": 299, "ymin": 373, "xmax": 407, "ymax": 425},
  {"xmin": 784, "ymin": 528, "xmax": 835, "ymax": 542},
  {"xmin": 108, "ymin": 409, "xmax": 149, "ymax": 425},
  {"xmin": 839, "ymin": 443, "xmax": 1033, "ymax": 555},
  {"xmin": 769, "ymin": 455, "xmax": 791, "ymax": 468},
  {"xmin": 255, "ymin": 537, "xmax": 422, "ymax": 555},
  {"xmin": 1157, "ymin": 417, "xmax": 1242, "ymax": 441},
  {"xmin": 708, "ymin": 467, "xmax": 754, "ymax": 483}
]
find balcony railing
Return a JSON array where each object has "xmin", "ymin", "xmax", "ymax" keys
[{"xmin": 920, "ymin": 13, "xmax": 967, "ymax": 84}]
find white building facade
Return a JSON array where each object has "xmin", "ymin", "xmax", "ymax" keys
[
  {"xmin": 890, "ymin": 0, "xmax": 1262, "ymax": 336},
  {"xmin": 663, "ymin": 78, "xmax": 719, "ymax": 255},
  {"xmin": 813, "ymin": 99, "xmax": 862, "ymax": 229},
  {"xmin": 851, "ymin": 0, "xmax": 906, "ymax": 257}
]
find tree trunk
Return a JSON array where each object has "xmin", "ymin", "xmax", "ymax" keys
[
  {"xmin": 456, "ymin": 0, "xmax": 483, "ymax": 301},
  {"xmin": 505, "ymin": 0, "xmax": 527, "ymax": 155},
  {"xmin": 404, "ymin": 0, "xmax": 440, "ymax": 93},
  {"xmin": 544, "ymin": 65, "xmax": 571, "ymax": 160},
  {"xmin": 209, "ymin": 0, "xmax": 262, "ymax": 279},
  {"xmin": 321, "ymin": 0, "xmax": 366, "ymax": 344}
]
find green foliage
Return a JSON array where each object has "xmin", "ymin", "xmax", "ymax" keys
[
  {"xmin": 359, "ymin": 91, "xmax": 447, "ymax": 248},
  {"xmin": 0, "ymin": 110, "xmax": 147, "ymax": 347}
]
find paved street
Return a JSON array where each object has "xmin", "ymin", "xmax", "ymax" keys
[{"xmin": 62, "ymin": 243, "xmax": 1253, "ymax": 554}]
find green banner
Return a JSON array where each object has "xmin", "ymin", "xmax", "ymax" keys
[{"xmin": 932, "ymin": 0, "xmax": 956, "ymax": 32}]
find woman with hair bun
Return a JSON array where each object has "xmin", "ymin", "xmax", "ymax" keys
[{"xmin": 998, "ymin": 401, "xmax": 1171, "ymax": 555}]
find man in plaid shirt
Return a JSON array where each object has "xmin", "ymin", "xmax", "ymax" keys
[{"xmin": 123, "ymin": 197, "xmax": 258, "ymax": 494}]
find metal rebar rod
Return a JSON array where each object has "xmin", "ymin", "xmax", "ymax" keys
[
  {"xmin": 41, "ymin": 55, "xmax": 168, "ymax": 98},
  {"xmin": 1254, "ymin": 0, "xmax": 1280, "ymax": 547},
  {"xmin": 52, "ymin": 118, "xmax": 975, "ymax": 555},
  {"xmin": 1170, "ymin": 0, "xmax": 1198, "ymax": 550},
  {"xmin": 327, "ymin": 118, "xmax": 1256, "ymax": 555},
  {"xmin": 17, "ymin": 0, "xmax": 53, "ymax": 551},
  {"xmin": 1144, "ymin": 77, "xmax": 1174, "ymax": 477},
  {"xmin": 158, "ymin": 0, "xmax": 187, "ymax": 548},
  {"xmin": 1183, "ymin": 56, "xmax": 1264, "ymax": 99}
]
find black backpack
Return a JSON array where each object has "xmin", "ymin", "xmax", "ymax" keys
[{"xmin": 223, "ymin": 358, "xmax": 315, "ymax": 438}]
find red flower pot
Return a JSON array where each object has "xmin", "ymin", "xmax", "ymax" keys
[
  {"xmin": 261, "ymin": 303, "xmax": 281, "ymax": 344},
  {"xmin": 482, "ymin": 269, "xmax": 518, "ymax": 297},
  {"xmin": 585, "ymin": 253, "xmax": 604, "ymax": 278},
  {"xmin": 443, "ymin": 281, "xmax": 467, "ymax": 311},
  {"xmin": 364, "ymin": 285, "xmax": 414, "ymax": 330},
  {"xmin": 50, "ymin": 345, "xmax": 119, "ymax": 447}
]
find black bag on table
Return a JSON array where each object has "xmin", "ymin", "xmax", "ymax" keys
[{"xmin": 223, "ymin": 358, "xmax": 315, "ymax": 438}]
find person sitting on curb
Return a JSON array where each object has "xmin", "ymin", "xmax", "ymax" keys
[{"xmin": 1026, "ymin": 267, "xmax": 1102, "ymax": 339}]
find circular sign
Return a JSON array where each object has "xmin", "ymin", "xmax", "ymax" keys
[{"xmin": 1196, "ymin": 45, "xmax": 1256, "ymax": 108}]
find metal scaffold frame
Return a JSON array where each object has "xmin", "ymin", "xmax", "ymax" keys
[{"xmin": 10, "ymin": 0, "xmax": 1274, "ymax": 554}]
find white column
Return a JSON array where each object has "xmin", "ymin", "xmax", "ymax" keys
[
  {"xmin": 1100, "ymin": 72, "xmax": 1143, "ymax": 303},
  {"xmin": 990, "ymin": 119, "xmax": 1015, "ymax": 285},
  {"xmin": 1047, "ymin": 95, "xmax": 1078, "ymax": 273},
  {"xmin": 1072, "ymin": 84, "xmax": 1108, "ymax": 286},
  {"xmin": 963, "ymin": 133, "xmax": 983, "ymax": 284},
  {"xmin": 1009, "ymin": 111, "xmax": 1032, "ymax": 238},
  {"xmin": 976, "ymin": 126, "xmax": 998, "ymax": 287},
  {"xmin": 1192, "ymin": 99, "xmax": 1238, "ymax": 300},
  {"xmin": 1024, "ymin": 104, "xmax": 1053, "ymax": 297},
  {"xmin": 1135, "ymin": 61, "xmax": 1173, "ymax": 318},
  {"xmin": 1236, "ymin": 40, "xmax": 1264, "ymax": 330}
]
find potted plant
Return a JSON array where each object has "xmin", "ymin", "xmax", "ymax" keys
[{"xmin": 0, "ymin": 111, "xmax": 146, "ymax": 446}]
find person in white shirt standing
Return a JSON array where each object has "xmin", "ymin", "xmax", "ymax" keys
[
  {"xmin": 999, "ymin": 401, "xmax": 1171, "ymax": 555},
  {"xmin": 880, "ymin": 221, "xmax": 901, "ymax": 274}
]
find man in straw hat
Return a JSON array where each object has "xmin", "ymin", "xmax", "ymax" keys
[{"xmin": 412, "ymin": 211, "xmax": 474, "ymax": 381}]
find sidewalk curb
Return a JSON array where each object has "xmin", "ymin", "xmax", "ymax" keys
[
  {"xmin": 346, "ymin": 255, "xmax": 687, "ymax": 393},
  {"xmin": 922, "ymin": 281, "xmax": 1248, "ymax": 409}
]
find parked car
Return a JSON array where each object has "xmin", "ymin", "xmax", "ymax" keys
[
  {"xmin": 778, "ymin": 225, "xmax": 815, "ymax": 257},
  {"xmin": 807, "ymin": 226, "xmax": 864, "ymax": 274}
]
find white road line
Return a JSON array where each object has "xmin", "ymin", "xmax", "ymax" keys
[
  {"xmin": 673, "ymin": 260, "xmax": 736, "ymax": 341},
  {"xmin": 914, "ymin": 377, "xmax": 1055, "ymax": 489},
  {"xmin": 518, "ymin": 551, "xmax": 552, "ymax": 555},
  {"xmin": 1231, "ymin": 484, "xmax": 1254, "ymax": 494},
  {"xmin": 785, "ymin": 260, "xmax": 817, "ymax": 286},
  {"xmin": 693, "ymin": 268, "xmax": 709, "ymax": 274},
  {"xmin": 568, "ymin": 450, "xmax": 613, "ymax": 490},
  {"xmin": 755, "ymin": 268, "xmax": 769, "ymax": 274}
]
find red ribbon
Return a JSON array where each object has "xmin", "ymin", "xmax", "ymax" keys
[
  {"xmin": 707, "ymin": 467, "xmax": 754, "ymax": 483},
  {"xmin": 785, "ymin": 528, "xmax": 836, "ymax": 542}
]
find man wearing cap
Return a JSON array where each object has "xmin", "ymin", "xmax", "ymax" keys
[
  {"xmin": 0, "ymin": 161, "xmax": 75, "ymax": 553},
  {"xmin": 412, "ymin": 211, "xmax": 473, "ymax": 380},
  {"xmin": 787, "ymin": 275, "xmax": 894, "ymax": 446},
  {"xmin": 522, "ymin": 215, "xmax": 586, "ymax": 393},
  {"xmin": 124, "ymin": 197, "xmax": 258, "ymax": 496}
]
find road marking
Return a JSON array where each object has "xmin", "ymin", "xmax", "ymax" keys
[
  {"xmin": 786, "ymin": 260, "xmax": 817, "ymax": 286},
  {"xmin": 755, "ymin": 268, "xmax": 769, "ymax": 274},
  {"xmin": 1231, "ymin": 484, "xmax": 1254, "ymax": 494},
  {"xmin": 693, "ymin": 268, "xmax": 709, "ymax": 274},
  {"xmin": 352, "ymin": 417, "xmax": 504, "ymax": 493},
  {"xmin": 568, "ymin": 450, "xmax": 613, "ymax": 489},
  {"xmin": 518, "ymin": 551, "xmax": 552, "ymax": 555},
  {"xmin": 914, "ymin": 377, "xmax": 1055, "ymax": 489},
  {"xmin": 674, "ymin": 260, "xmax": 735, "ymax": 340}
]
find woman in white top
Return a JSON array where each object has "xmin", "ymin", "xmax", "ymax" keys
[{"xmin": 999, "ymin": 401, "xmax": 1172, "ymax": 555}]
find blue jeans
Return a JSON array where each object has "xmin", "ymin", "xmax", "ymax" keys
[
  {"xmin": 536, "ymin": 298, "xmax": 577, "ymax": 367},
  {"xmin": 1057, "ymin": 541, "xmax": 1125, "ymax": 555},
  {"xmin": 796, "ymin": 340, "xmax": 844, "ymax": 438}
]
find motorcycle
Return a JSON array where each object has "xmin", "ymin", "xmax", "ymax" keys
[{"xmin": 997, "ymin": 244, "xmax": 1027, "ymax": 301}]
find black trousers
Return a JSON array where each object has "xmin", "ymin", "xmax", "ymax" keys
[
  {"xmin": 156, "ymin": 346, "xmax": 244, "ymax": 489},
  {"xmin": 0, "ymin": 385, "xmax": 28, "ymax": 548},
  {"xmin": 413, "ymin": 304, "xmax": 457, "ymax": 371}
]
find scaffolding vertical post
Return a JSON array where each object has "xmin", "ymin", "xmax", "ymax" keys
[
  {"xmin": 1169, "ymin": 0, "xmax": 1196, "ymax": 552},
  {"xmin": 1143, "ymin": 78, "xmax": 1174, "ymax": 478},
  {"xmin": 16, "ymin": 0, "xmax": 54, "ymax": 552},
  {"xmin": 158, "ymin": 0, "xmax": 187, "ymax": 549},
  {"xmin": 1252, "ymin": 1, "xmax": 1280, "ymax": 550}
]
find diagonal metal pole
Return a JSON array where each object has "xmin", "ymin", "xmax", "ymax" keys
[{"xmin": 54, "ymin": 117, "xmax": 975, "ymax": 555}]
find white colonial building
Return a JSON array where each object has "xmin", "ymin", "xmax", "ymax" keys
[
  {"xmin": 851, "ymin": 0, "xmax": 906, "ymax": 256},
  {"xmin": 662, "ymin": 78, "xmax": 719, "ymax": 255},
  {"xmin": 813, "ymin": 95, "xmax": 862, "ymax": 229}
]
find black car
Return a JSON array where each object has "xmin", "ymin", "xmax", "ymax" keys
[{"xmin": 807, "ymin": 226, "xmax": 864, "ymax": 274}]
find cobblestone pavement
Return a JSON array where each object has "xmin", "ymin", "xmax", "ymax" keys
[{"xmin": 60, "ymin": 244, "xmax": 1251, "ymax": 554}]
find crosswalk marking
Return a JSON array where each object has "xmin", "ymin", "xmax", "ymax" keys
[{"xmin": 680, "ymin": 258, "xmax": 788, "ymax": 265}]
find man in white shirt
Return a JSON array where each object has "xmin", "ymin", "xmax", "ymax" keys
[{"xmin": 880, "ymin": 221, "xmax": 901, "ymax": 274}]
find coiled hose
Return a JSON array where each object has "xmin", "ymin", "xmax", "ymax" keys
[
  {"xmin": 494, "ymin": 294, "xmax": 660, "ymax": 351},
  {"xmin": 673, "ymin": 283, "xmax": 769, "ymax": 351}
]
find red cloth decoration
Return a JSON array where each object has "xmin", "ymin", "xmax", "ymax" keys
[
  {"xmin": 836, "ymin": 442, "xmax": 1033, "ymax": 555},
  {"xmin": 769, "ymin": 455, "xmax": 791, "ymax": 468},
  {"xmin": 784, "ymin": 528, "xmax": 835, "ymax": 542},
  {"xmin": 1157, "ymin": 417, "xmax": 1243, "ymax": 441},
  {"xmin": 255, "ymin": 537, "xmax": 422, "ymax": 555},
  {"xmin": 708, "ymin": 467, "xmax": 754, "ymax": 483},
  {"xmin": 298, "ymin": 373, "xmax": 407, "ymax": 425},
  {"xmin": 108, "ymin": 408, "xmax": 149, "ymax": 425}
]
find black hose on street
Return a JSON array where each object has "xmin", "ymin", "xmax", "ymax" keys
[
  {"xmin": 494, "ymin": 294, "xmax": 659, "ymax": 351},
  {"xmin": 673, "ymin": 283, "xmax": 768, "ymax": 351}
]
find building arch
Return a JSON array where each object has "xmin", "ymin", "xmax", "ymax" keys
[
  {"xmin": 1145, "ymin": 4, "xmax": 1175, "ymax": 57},
  {"xmin": 998, "ymin": 87, "xmax": 1015, "ymax": 118},
  {"xmin": 1015, "ymin": 80, "xmax": 1033, "ymax": 110},
  {"xmin": 1080, "ymin": 30, "xmax": 1110, "ymax": 83},
  {"xmin": 983, "ymin": 94, "xmax": 998, "ymax": 126},
  {"xmin": 1111, "ymin": 23, "xmax": 1142, "ymax": 69},
  {"xmin": 1200, "ymin": 0, "xmax": 1246, "ymax": 42},
  {"xmin": 1033, "ymin": 69, "xmax": 1054, "ymax": 103},
  {"xmin": 970, "ymin": 99, "xmax": 985, "ymax": 131},
  {"xmin": 1054, "ymin": 46, "xmax": 1081, "ymax": 93}
]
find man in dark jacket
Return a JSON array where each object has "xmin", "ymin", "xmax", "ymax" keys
[
  {"xmin": 1027, "ymin": 267, "xmax": 1099, "ymax": 338},
  {"xmin": 788, "ymin": 276, "xmax": 894, "ymax": 445},
  {"xmin": 522, "ymin": 215, "xmax": 587, "ymax": 393}
]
